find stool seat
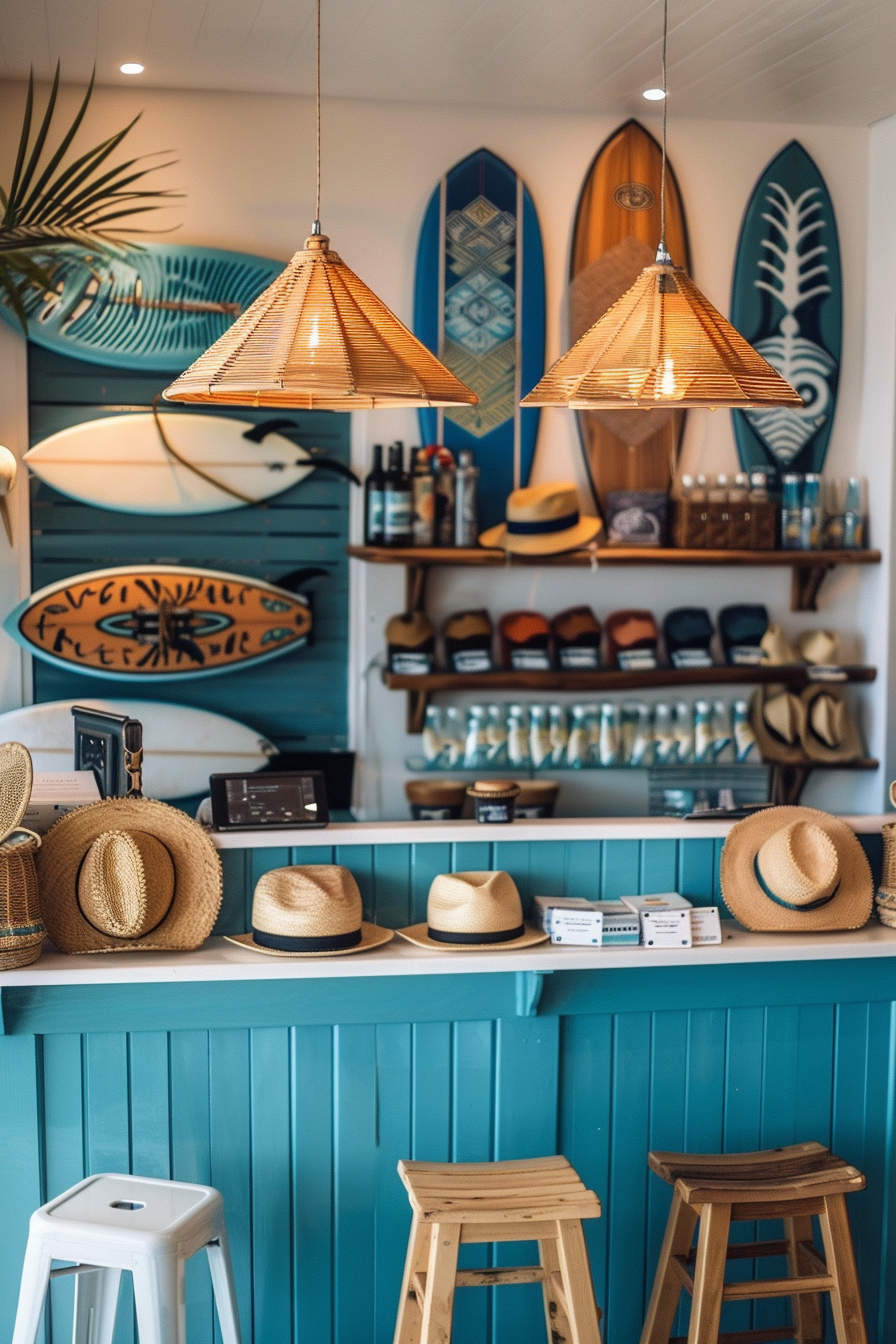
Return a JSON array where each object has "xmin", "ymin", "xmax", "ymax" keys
[
  {"xmin": 648, "ymin": 1141, "xmax": 834, "ymax": 1185},
  {"xmin": 399, "ymin": 1156, "xmax": 602, "ymax": 1224}
]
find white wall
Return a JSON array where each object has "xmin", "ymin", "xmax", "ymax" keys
[{"xmin": 0, "ymin": 82, "xmax": 882, "ymax": 816}]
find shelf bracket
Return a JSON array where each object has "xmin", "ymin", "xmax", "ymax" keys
[
  {"xmin": 405, "ymin": 563, "xmax": 428, "ymax": 615},
  {"xmin": 515, "ymin": 970, "xmax": 552, "ymax": 1017},
  {"xmin": 791, "ymin": 562, "xmax": 835, "ymax": 612},
  {"xmin": 406, "ymin": 687, "xmax": 430, "ymax": 735},
  {"xmin": 769, "ymin": 762, "xmax": 812, "ymax": 805}
]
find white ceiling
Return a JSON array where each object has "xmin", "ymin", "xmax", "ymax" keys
[{"xmin": 1, "ymin": 0, "xmax": 894, "ymax": 125}]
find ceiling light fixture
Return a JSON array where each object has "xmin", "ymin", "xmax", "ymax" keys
[
  {"xmin": 642, "ymin": 88, "xmax": 666, "ymax": 100},
  {"xmin": 522, "ymin": 0, "xmax": 802, "ymax": 412},
  {"xmin": 164, "ymin": 0, "xmax": 477, "ymax": 410},
  {"xmin": 119, "ymin": 63, "xmax": 144, "ymax": 75}
]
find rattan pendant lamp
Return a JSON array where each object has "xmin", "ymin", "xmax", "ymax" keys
[
  {"xmin": 521, "ymin": 0, "xmax": 802, "ymax": 413},
  {"xmin": 164, "ymin": 0, "xmax": 477, "ymax": 411}
]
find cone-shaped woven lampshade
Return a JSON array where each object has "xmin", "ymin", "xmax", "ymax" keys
[
  {"xmin": 164, "ymin": 233, "xmax": 479, "ymax": 410},
  {"xmin": 522, "ymin": 259, "xmax": 803, "ymax": 411}
]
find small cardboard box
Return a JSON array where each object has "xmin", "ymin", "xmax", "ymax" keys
[
  {"xmin": 548, "ymin": 909, "xmax": 604, "ymax": 945},
  {"xmin": 620, "ymin": 893, "xmax": 693, "ymax": 914},
  {"xmin": 534, "ymin": 897, "xmax": 640, "ymax": 946},
  {"xmin": 641, "ymin": 908, "xmax": 693, "ymax": 948}
]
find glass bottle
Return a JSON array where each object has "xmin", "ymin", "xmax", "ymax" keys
[
  {"xmin": 383, "ymin": 442, "xmax": 412, "ymax": 546},
  {"xmin": 411, "ymin": 449, "xmax": 435, "ymax": 547},
  {"xmin": 364, "ymin": 443, "xmax": 386, "ymax": 545}
]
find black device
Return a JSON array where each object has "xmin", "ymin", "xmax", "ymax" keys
[
  {"xmin": 72, "ymin": 706, "xmax": 143, "ymax": 799},
  {"xmin": 209, "ymin": 770, "xmax": 329, "ymax": 831},
  {"xmin": 263, "ymin": 751, "xmax": 355, "ymax": 810}
]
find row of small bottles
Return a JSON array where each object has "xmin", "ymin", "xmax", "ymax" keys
[
  {"xmin": 679, "ymin": 469, "xmax": 867, "ymax": 550},
  {"xmin": 364, "ymin": 442, "xmax": 479, "ymax": 547},
  {"xmin": 679, "ymin": 470, "xmax": 770, "ymax": 502}
]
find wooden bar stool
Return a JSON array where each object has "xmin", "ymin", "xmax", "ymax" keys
[
  {"xmin": 394, "ymin": 1155, "xmax": 603, "ymax": 1344},
  {"xmin": 639, "ymin": 1141, "xmax": 868, "ymax": 1344}
]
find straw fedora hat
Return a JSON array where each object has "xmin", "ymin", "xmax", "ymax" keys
[
  {"xmin": 0, "ymin": 741, "xmax": 45, "ymax": 969},
  {"xmin": 800, "ymin": 686, "xmax": 863, "ymax": 763},
  {"xmin": 750, "ymin": 685, "xmax": 807, "ymax": 763},
  {"xmin": 760, "ymin": 624, "xmax": 798, "ymax": 666},
  {"xmin": 37, "ymin": 797, "xmax": 222, "ymax": 953},
  {"xmin": 226, "ymin": 864, "xmax": 393, "ymax": 956},
  {"xmin": 479, "ymin": 482, "xmax": 601, "ymax": 556},
  {"xmin": 399, "ymin": 870, "xmax": 548, "ymax": 950},
  {"xmin": 799, "ymin": 629, "xmax": 842, "ymax": 666},
  {"xmin": 720, "ymin": 806, "xmax": 873, "ymax": 932}
]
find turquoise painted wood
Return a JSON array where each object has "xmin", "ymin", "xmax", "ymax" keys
[{"xmin": 0, "ymin": 833, "xmax": 890, "ymax": 1344}]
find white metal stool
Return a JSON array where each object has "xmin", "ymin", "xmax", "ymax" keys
[{"xmin": 11, "ymin": 1173, "xmax": 242, "ymax": 1344}]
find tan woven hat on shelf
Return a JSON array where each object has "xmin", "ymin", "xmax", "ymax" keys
[
  {"xmin": 759, "ymin": 624, "xmax": 798, "ymax": 666},
  {"xmin": 800, "ymin": 686, "xmax": 863, "ymax": 764},
  {"xmin": 479, "ymin": 483, "xmax": 601, "ymax": 555},
  {"xmin": 0, "ymin": 742, "xmax": 45, "ymax": 969},
  {"xmin": 226, "ymin": 864, "xmax": 393, "ymax": 956},
  {"xmin": 399, "ymin": 870, "xmax": 548, "ymax": 951},
  {"xmin": 720, "ymin": 806, "xmax": 873, "ymax": 932},
  {"xmin": 750, "ymin": 686, "xmax": 806, "ymax": 764},
  {"xmin": 37, "ymin": 797, "xmax": 222, "ymax": 954},
  {"xmin": 798, "ymin": 629, "xmax": 842, "ymax": 667}
]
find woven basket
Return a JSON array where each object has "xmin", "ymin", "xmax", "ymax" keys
[
  {"xmin": 879, "ymin": 822, "xmax": 896, "ymax": 902},
  {"xmin": 0, "ymin": 833, "xmax": 44, "ymax": 969}
]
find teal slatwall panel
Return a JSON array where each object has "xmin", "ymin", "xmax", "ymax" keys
[{"xmin": 27, "ymin": 345, "xmax": 350, "ymax": 756}]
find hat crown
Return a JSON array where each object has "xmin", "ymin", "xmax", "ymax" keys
[
  {"xmin": 756, "ymin": 821, "xmax": 839, "ymax": 908},
  {"xmin": 809, "ymin": 692, "xmax": 845, "ymax": 747},
  {"xmin": 763, "ymin": 690, "xmax": 802, "ymax": 745},
  {"xmin": 0, "ymin": 741, "xmax": 32, "ymax": 844},
  {"xmin": 427, "ymin": 870, "xmax": 523, "ymax": 935},
  {"xmin": 505, "ymin": 482, "xmax": 579, "ymax": 523},
  {"xmin": 252, "ymin": 864, "xmax": 362, "ymax": 938},
  {"xmin": 77, "ymin": 830, "xmax": 176, "ymax": 939}
]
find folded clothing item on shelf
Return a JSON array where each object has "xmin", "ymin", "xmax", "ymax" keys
[
  {"xmin": 499, "ymin": 610, "xmax": 552, "ymax": 671},
  {"xmin": 552, "ymin": 606, "xmax": 602, "ymax": 670},
  {"xmin": 386, "ymin": 610, "xmax": 435, "ymax": 675},
  {"xmin": 606, "ymin": 609, "xmax": 659, "ymax": 671},
  {"xmin": 719, "ymin": 604, "xmax": 769, "ymax": 666},
  {"xmin": 443, "ymin": 609, "xmax": 493, "ymax": 673},
  {"xmin": 663, "ymin": 607, "xmax": 715, "ymax": 669}
]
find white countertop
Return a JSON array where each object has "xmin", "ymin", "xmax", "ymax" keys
[
  {"xmin": 4, "ymin": 922, "xmax": 896, "ymax": 987},
  {"xmin": 210, "ymin": 814, "xmax": 891, "ymax": 848}
]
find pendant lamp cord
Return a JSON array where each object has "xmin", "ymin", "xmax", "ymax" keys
[
  {"xmin": 313, "ymin": 0, "xmax": 322, "ymax": 234},
  {"xmin": 659, "ymin": 0, "xmax": 669, "ymax": 261}
]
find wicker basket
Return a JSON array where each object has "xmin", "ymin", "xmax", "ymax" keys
[
  {"xmin": 879, "ymin": 822, "xmax": 896, "ymax": 900},
  {"xmin": 672, "ymin": 499, "xmax": 778, "ymax": 550},
  {"xmin": 0, "ymin": 832, "xmax": 44, "ymax": 969}
]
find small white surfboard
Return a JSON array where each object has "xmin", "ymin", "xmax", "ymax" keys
[
  {"xmin": 0, "ymin": 699, "xmax": 277, "ymax": 800},
  {"xmin": 25, "ymin": 413, "xmax": 327, "ymax": 515}
]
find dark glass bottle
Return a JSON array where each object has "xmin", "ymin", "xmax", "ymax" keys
[
  {"xmin": 383, "ymin": 442, "xmax": 412, "ymax": 546},
  {"xmin": 364, "ymin": 444, "xmax": 386, "ymax": 545}
]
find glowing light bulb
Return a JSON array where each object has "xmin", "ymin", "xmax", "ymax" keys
[
  {"xmin": 308, "ymin": 316, "xmax": 320, "ymax": 350},
  {"xmin": 643, "ymin": 88, "xmax": 666, "ymax": 101},
  {"xmin": 120, "ymin": 62, "xmax": 144, "ymax": 74},
  {"xmin": 659, "ymin": 357, "xmax": 676, "ymax": 397}
]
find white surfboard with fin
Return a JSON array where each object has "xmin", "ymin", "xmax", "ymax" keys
[{"xmin": 0, "ymin": 699, "xmax": 277, "ymax": 800}]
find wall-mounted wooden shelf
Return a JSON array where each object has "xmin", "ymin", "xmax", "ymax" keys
[{"xmin": 347, "ymin": 544, "xmax": 881, "ymax": 614}]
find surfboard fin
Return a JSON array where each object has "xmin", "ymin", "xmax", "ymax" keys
[
  {"xmin": 306, "ymin": 460, "xmax": 360, "ymax": 486},
  {"xmin": 275, "ymin": 567, "xmax": 329, "ymax": 593},
  {"xmin": 242, "ymin": 420, "xmax": 300, "ymax": 442}
]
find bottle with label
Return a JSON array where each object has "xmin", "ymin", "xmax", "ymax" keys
[
  {"xmin": 781, "ymin": 474, "xmax": 803, "ymax": 549},
  {"xmin": 843, "ymin": 476, "xmax": 866, "ymax": 548},
  {"xmin": 434, "ymin": 450, "xmax": 456, "ymax": 546},
  {"xmin": 800, "ymin": 473, "xmax": 822, "ymax": 550},
  {"xmin": 692, "ymin": 474, "xmax": 709, "ymax": 503},
  {"xmin": 748, "ymin": 469, "xmax": 770, "ymax": 502},
  {"xmin": 383, "ymin": 442, "xmax": 412, "ymax": 546},
  {"xmin": 729, "ymin": 472, "xmax": 749, "ymax": 503},
  {"xmin": 454, "ymin": 449, "xmax": 480, "ymax": 546},
  {"xmin": 364, "ymin": 444, "xmax": 386, "ymax": 545},
  {"xmin": 707, "ymin": 473, "xmax": 729, "ymax": 503},
  {"xmin": 411, "ymin": 448, "xmax": 435, "ymax": 547}
]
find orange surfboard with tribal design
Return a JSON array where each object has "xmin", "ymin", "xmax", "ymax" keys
[{"xmin": 5, "ymin": 565, "xmax": 313, "ymax": 682}]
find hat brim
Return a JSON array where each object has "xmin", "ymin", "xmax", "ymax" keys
[
  {"xmin": 800, "ymin": 686, "xmax": 863, "ymax": 763},
  {"xmin": 478, "ymin": 516, "xmax": 602, "ymax": 555},
  {"xmin": 720, "ymin": 805, "xmax": 873, "ymax": 932},
  {"xmin": 397, "ymin": 922, "xmax": 549, "ymax": 951},
  {"xmin": 37, "ymin": 797, "xmax": 222, "ymax": 953},
  {"xmin": 224, "ymin": 921, "xmax": 394, "ymax": 957},
  {"xmin": 750, "ymin": 686, "xmax": 807, "ymax": 764}
]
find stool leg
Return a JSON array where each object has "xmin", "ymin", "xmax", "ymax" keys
[
  {"xmin": 394, "ymin": 1215, "xmax": 432, "ymax": 1344},
  {"xmin": 11, "ymin": 1238, "xmax": 52, "ymax": 1344},
  {"xmin": 784, "ymin": 1216, "xmax": 823, "ymax": 1344},
  {"xmin": 555, "ymin": 1221, "xmax": 602, "ymax": 1344},
  {"xmin": 419, "ymin": 1222, "xmax": 460, "ymax": 1344},
  {"xmin": 640, "ymin": 1192, "xmax": 699, "ymax": 1344},
  {"xmin": 818, "ymin": 1194, "xmax": 869, "ymax": 1344},
  {"xmin": 686, "ymin": 1201, "xmax": 731, "ymax": 1344},
  {"xmin": 206, "ymin": 1230, "xmax": 243, "ymax": 1344},
  {"xmin": 539, "ymin": 1234, "xmax": 574, "ymax": 1344},
  {"xmin": 73, "ymin": 1268, "xmax": 121, "ymax": 1344},
  {"xmin": 132, "ymin": 1254, "xmax": 186, "ymax": 1344}
]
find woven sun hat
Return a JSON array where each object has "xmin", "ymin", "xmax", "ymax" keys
[
  {"xmin": 225, "ymin": 864, "xmax": 393, "ymax": 957},
  {"xmin": 750, "ymin": 685, "xmax": 807, "ymax": 764},
  {"xmin": 800, "ymin": 686, "xmax": 863, "ymax": 763},
  {"xmin": 0, "ymin": 742, "xmax": 45, "ymax": 969},
  {"xmin": 479, "ymin": 482, "xmax": 601, "ymax": 556},
  {"xmin": 36, "ymin": 797, "xmax": 222, "ymax": 954},
  {"xmin": 760, "ymin": 624, "xmax": 798, "ymax": 666},
  {"xmin": 720, "ymin": 806, "xmax": 873, "ymax": 932},
  {"xmin": 798, "ymin": 629, "xmax": 843, "ymax": 667},
  {"xmin": 398, "ymin": 870, "xmax": 548, "ymax": 951}
]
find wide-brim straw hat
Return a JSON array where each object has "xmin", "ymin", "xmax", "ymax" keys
[
  {"xmin": 750, "ymin": 685, "xmax": 806, "ymax": 763},
  {"xmin": 800, "ymin": 686, "xmax": 862, "ymax": 763},
  {"xmin": 226, "ymin": 864, "xmax": 393, "ymax": 956},
  {"xmin": 0, "ymin": 742, "xmax": 45, "ymax": 969},
  {"xmin": 720, "ymin": 806, "xmax": 873, "ymax": 932},
  {"xmin": 37, "ymin": 797, "xmax": 222, "ymax": 953},
  {"xmin": 399, "ymin": 870, "xmax": 548, "ymax": 951},
  {"xmin": 479, "ymin": 482, "xmax": 601, "ymax": 555}
]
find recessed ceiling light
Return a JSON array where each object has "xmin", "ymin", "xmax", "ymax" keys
[
  {"xmin": 643, "ymin": 87, "xmax": 666, "ymax": 100},
  {"xmin": 120, "ymin": 62, "xmax": 144, "ymax": 75}
]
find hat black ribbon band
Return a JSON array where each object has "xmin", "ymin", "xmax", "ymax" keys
[
  {"xmin": 252, "ymin": 926, "xmax": 362, "ymax": 952},
  {"xmin": 753, "ymin": 855, "xmax": 839, "ymax": 912},
  {"xmin": 428, "ymin": 923, "xmax": 525, "ymax": 945},
  {"xmin": 507, "ymin": 511, "xmax": 578, "ymax": 536}
]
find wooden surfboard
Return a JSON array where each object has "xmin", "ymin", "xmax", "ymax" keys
[
  {"xmin": 569, "ymin": 120, "xmax": 690, "ymax": 510},
  {"xmin": 414, "ymin": 148, "xmax": 546, "ymax": 530},
  {"xmin": 2, "ymin": 242, "xmax": 283, "ymax": 373},
  {"xmin": 731, "ymin": 141, "xmax": 842, "ymax": 476},
  {"xmin": 4, "ymin": 566, "xmax": 313, "ymax": 682},
  {"xmin": 24, "ymin": 413, "xmax": 354, "ymax": 516}
]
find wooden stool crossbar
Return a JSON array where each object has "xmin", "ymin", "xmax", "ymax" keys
[
  {"xmin": 394, "ymin": 1156, "xmax": 603, "ymax": 1344},
  {"xmin": 639, "ymin": 1142, "xmax": 868, "ymax": 1344}
]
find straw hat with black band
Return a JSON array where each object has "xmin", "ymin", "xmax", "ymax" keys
[
  {"xmin": 0, "ymin": 742, "xmax": 45, "ymax": 969},
  {"xmin": 37, "ymin": 796, "xmax": 222, "ymax": 953},
  {"xmin": 479, "ymin": 482, "xmax": 601, "ymax": 556},
  {"xmin": 399, "ymin": 870, "xmax": 548, "ymax": 950},
  {"xmin": 800, "ymin": 685, "xmax": 863, "ymax": 763},
  {"xmin": 720, "ymin": 805, "xmax": 873, "ymax": 932},
  {"xmin": 226, "ymin": 864, "xmax": 393, "ymax": 956},
  {"xmin": 750, "ymin": 685, "xmax": 806, "ymax": 763}
]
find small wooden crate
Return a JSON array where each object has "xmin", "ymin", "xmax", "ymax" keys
[{"xmin": 672, "ymin": 499, "xmax": 778, "ymax": 550}]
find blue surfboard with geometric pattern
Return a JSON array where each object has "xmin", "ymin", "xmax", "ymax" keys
[
  {"xmin": 731, "ymin": 141, "xmax": 842, "ymax": 476},
  {"xmin": 414, "ymin": 148, "xmax": 546, "ymax": 531}
]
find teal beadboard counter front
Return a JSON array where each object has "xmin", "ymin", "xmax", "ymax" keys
[{"xmin": 1, "ymin": 816, "xmax": 893, "ymax": 1344}]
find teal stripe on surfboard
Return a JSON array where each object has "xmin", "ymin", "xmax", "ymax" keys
[
  {"xmin": 731, "ymin": 141, "xmax": 842, "ymax": 476},
  {"xmin": 414, "ymin": 148, "xmax": 546, "ymax": 531}
]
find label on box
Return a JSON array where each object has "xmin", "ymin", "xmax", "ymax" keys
[
  {"xmin": 728, "ymin": 645, "xmax": 764, "ymax": 666},
  {"xmin": 690, "ymin": 906, "xmax": 723, "ymax": 945},
  {"xmin": 670, "ymin": 649, "xmax": 714, "ymax": 668},
  {"xmin": 549, "ymin": 910, "xmax": 604, "ymax": 945},
  {"xmin": 558, "ymin": 647, "xmax": 600, "ymax": 670},
  {"xmin": 641, "ymin": 909, "xmax": 693, "ymax": 948},
  {"xmin": 24, "ymin": 771, "xmax": 101, "ymax": 834},
  {"xmin": 617, "ymin": 650, "xmax": 657, "ymax": 671},
  {"xmin": 452, "ymin": 650, "xmax": 492, "ymax": 673},
  {"xmin": 621, "ymin": 893, "xmax": 692, "ymax": 914},
  {"xmin": 510, "ymin": 649, "xmax": 552, "ymax": 671},
  {"xmin": 390, "ymin": 651, "xmax": 432, "ymax": 675}
]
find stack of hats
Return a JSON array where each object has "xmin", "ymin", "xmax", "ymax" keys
[
  {"xmin": 751, "ymin": 685, "xmax": 864, "ymax": 765},
  {"xmin": 877, "ymin": 784, "xmax": 896, "ymax": 928},
  {"xmin": 0, "ymin": 742, "xmax": 44, "ymax": 969},
  {"xmin": 605, "ymin": 610, "xmax": 659, "ymax": 670}
]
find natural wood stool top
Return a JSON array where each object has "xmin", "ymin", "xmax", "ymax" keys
[
  {"xmin": 397, "ymin": 1156, "xmax": 602, "ymax": 1224},
  {"xmin": 648, "ymin": 1141, "xmax": 834, "ymax": 1185}
]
